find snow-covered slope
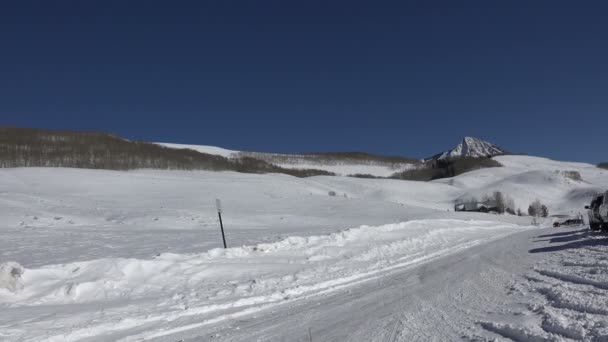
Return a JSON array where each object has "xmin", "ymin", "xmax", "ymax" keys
[
  {"xmin": 270, "ymin": 161, "xmax": 415, "ymax": 177},
  {"xmin": 429, "ymin": 136, "xmax": 507, "ymax": 160},
  {"xmin": 155, "ymin": 142, "xmax": 238, "ymax": 158},
  {"xmin": 0, "ymin": 155, "xmax": 606, "ymax": 267},
  {"xmin": 156, "ymin": 142, "xmax": 419, "ymax": 177},
  {"xmin": 435, "ymin": 155, "xmax": 607, "ymax": 216},
  {"xmin": 1, "ymin": 154, "xmax": 607, "ymax": 341}
]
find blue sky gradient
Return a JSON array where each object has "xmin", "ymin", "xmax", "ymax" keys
[{"xmin": 1, "ymin": 1, "xmax": 606, "ymax": 162}]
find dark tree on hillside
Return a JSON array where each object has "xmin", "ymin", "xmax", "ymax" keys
[
  {"xmin": 528, "ymin": 199, "xmax": 547, "ymax": 217},
  {"xmin": 540, "ymin": 205, "xmax": 549, "ymax": 218},
  {"xmin": 391, "ymin": 157, "xmax": 502, "ymax": 181}
]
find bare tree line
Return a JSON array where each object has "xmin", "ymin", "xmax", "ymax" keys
[
  {"xmin": 237, "ymin": 151, "xmax": 420, "ymax": 168},
  {"xmin": 0, "ymin": 127, "xmax": 334, "ymax": 177},
  {"xmin": 391, "ymin": 157, "xmax": 502, "ymax": 181}
]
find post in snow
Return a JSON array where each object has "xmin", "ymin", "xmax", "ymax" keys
[{"xmin": 216, "ymin": 198, "xmax": 227, "ymax": 248}]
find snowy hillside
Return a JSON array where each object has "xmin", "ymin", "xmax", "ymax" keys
[
  {"xmin": 156, "ymin": 142, "xmax": 238, "ymax": 158},
  {"xmin": 156, "ymin": 142, "xmax": 420, "ymax": 177},
  {"xmin": 429, "ymin": 136, "xmax": 507, "ymax": 160},
  {"xmin": 244, "ymin": 152, "xmax": 418, "ymax": 177},
  {"xmin": 435, "ymin": 155, "xmax": 607, "ymax": 216},
  {"xmin": 1, "ymin": 154, "xmax": 607, "ymax": 341}
]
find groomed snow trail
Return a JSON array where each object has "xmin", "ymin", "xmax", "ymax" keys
[
  {"xmin": 139, "ymin": 226, "xmax": 604, "ymax": 342},
  {"xmin": 0, "ymin": 219, "xmax": 527, "ymax": 341}
]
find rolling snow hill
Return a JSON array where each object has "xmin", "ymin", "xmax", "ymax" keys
[
  {"xmin": 436, "ymin": 155, "xmax": 607, "ymax": 215},
  {"xmin": 156, "ymin": 142, "xmax": 420, "ymax": 177}
]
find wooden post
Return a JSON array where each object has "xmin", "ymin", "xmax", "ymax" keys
[{"xmin": 216, "ymin": 198, "xmax": 227, "ymax": 248}]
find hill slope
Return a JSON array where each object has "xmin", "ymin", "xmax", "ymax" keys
[{"xmin": 0, "ymin": 127, "xmax": 419, "ymax": 178}]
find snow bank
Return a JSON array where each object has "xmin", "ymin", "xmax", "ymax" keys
[{"xmin": 0, "ymin": 219, "xmax": 528, "ymax": 341}]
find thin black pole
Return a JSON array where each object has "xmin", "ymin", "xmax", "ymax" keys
[{"xmin": 218, "ymin": 211, "xmax": 227, "ymax": 248}]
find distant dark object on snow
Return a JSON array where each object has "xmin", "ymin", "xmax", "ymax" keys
[{"xmin": 454, "ymin": 201, "xmax": 500, "ymax": 213}]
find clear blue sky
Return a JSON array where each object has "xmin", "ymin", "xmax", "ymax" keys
[{"xmin": 1, "ymin": 1, "xmax": 606, "ymax": 162}]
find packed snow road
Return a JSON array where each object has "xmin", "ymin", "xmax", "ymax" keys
[
  {"xmin": 2, "ymin": 222, "xmax": 607, "ymax": 341},
  {"xmin": 1, "ymin": 219, "xmax": 533, "ymax": 342},
  {"xmin": 143, "ymin": 226, "xmax": 608, "ymax": 342},
  {"xmin": 0, "ymin": 219, "xmax": 524, "ymax": 341}
]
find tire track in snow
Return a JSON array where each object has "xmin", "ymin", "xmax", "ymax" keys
[
  {"xmin": 1, "ymin": 219, "xmax": 527, "ymax": 342},
  {"xmin": 480, "ymin": 227, "xmax": 608, "ymax": 341}
]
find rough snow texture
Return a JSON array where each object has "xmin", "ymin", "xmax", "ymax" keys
[
  {"xmin": 0, "ymin": 262, "xmax": 24, "ymax": 293},
  {"xmin": 477, "ymin": 228, "xmax": 608, "ymax": 341},
  {"xmin": 430, "ymin": 136, "xmax": 507, "ymax": 160},
  {"xmin": 0, "ymin": 219, "xmax": 528, "ymax": 342}
]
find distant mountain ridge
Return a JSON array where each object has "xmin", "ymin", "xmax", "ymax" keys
[{"xmin": 428, "ymin": 137, "xmax": 508, "ymax": 161}]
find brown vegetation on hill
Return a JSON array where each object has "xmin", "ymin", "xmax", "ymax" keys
[{"xmin": 0, "ymin": 127, "xmax": 334, "ymax": 177}]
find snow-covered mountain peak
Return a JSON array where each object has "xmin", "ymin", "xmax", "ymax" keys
[{"xmin": 431, "ymin": 137, "xmax": 507, "ymax": 160}]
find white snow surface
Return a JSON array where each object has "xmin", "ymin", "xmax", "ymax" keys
[
  {"xmin": 155, "ymin": 142, "xmax": 238, "ymax": 158},
  {"xmin": 436, "ymin": 155, "xmax": 608, "ymax": 216},
  {"xmin": 156, "ymin": 142, "xmax": 417, "ymax": 177},
  {"xmin": 1, "ymin": 154, "xmax": 608, "ymax": 341},
  {"xmin": 272, "ymin": 162, "xmax": 416, "ymax": 177}
]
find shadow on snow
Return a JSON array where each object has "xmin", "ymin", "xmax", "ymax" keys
[{"xmin": 529, "ymin": 228, "xmax": 608, "ymax": 253}]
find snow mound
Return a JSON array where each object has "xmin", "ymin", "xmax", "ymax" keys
[{"xmin": 0, "ymin": 262, "xmax": 24, "ymax": 293}]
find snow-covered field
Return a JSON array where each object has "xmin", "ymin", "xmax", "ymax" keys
[{"xmin": 0, "ymin": 154, "xmax": 607, "ymax": 341}]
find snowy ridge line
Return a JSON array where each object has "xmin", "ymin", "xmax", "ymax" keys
[{"xmin": 0, "ymin": 219, "xmax": 529, "ymax": 342}]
